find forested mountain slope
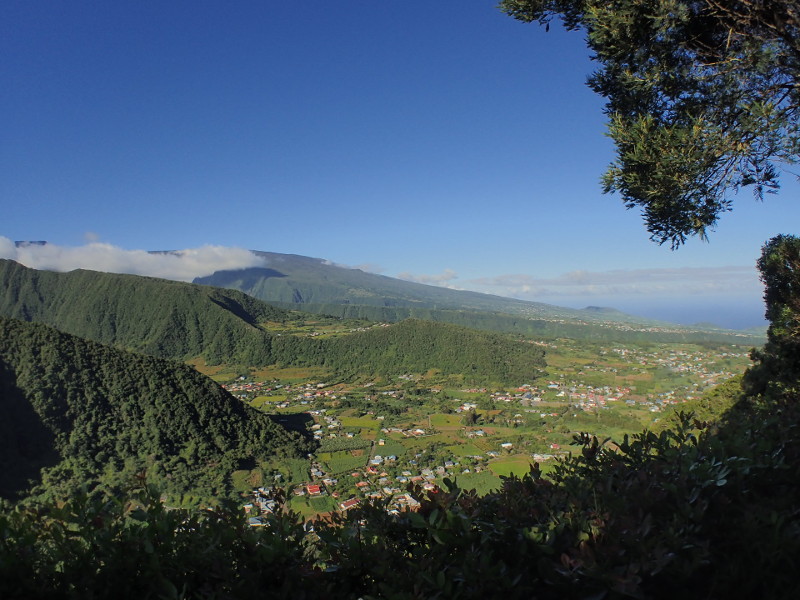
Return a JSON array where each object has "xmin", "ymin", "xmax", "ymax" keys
[
  {"xmin": 0, "ymin": 260, "xmax": 546, "ymax": 383},
  {"xmin": 0, "ymin": 317, "xmax": 308, "ymax": 501},
  {"xmin": 195, "ymin": 252, "xmax": 765, "ymax": 345},
  {"xmin": 0, "ymin": 259, "xmax": 289, "ymax": 365}
]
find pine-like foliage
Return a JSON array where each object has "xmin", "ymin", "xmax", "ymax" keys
[{"xmin": 500, "ymin": 0, "xmax": 800, "ymax": 247}]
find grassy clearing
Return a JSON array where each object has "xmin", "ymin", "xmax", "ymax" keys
[
  {"xmin": 340, "ymin": 416, "xmax": 381, "ymax": 429},
  {"xmin": 320, "ymin": 451, "xmax": 368, "ymax": 474},
  {"xmin": 450, "ymin": 471, "xmax": 503, "ymax": 495},
  {"xmin": 444, "ymin": 443, "xmax": 484, "ymax": 457},
  {"xmin": 430, "ymin": 414, "xmax": 463, "ymax": 428},
  {"xmin": 248, "ymin": 395, "xmax": 278, "ymax": 410},
  {"xmin": 359, "ymin": 428, "xmax": 379, "ymax": 441},
  {"xmin": 231, "ymin": 469, "xmax": 262, "ymax": 493},
  {"xmin": 401, "ymin": 434, "xmax": 455, "ymax": 449},
  {"xmin": 489, "ymin": 455, "xmax": 536, "ymax": 478},
  {"xmin": 251, "ymin": 365, "xmax": 331, "ymax": 383},
  {"xmin": 270, "ymin": 458, "xmax": 310, "ymax": 486},
  {"xmin": 375, "ymin": 439, "xmax": 407, "ymax": 457}
]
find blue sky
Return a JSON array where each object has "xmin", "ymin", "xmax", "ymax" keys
[{"xmin": 2, "ymin": 1, "xmax": 798, "ymax": 329}]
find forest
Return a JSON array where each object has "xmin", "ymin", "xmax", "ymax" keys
[
  {"xmin": 0, "ymin": 259, "xmax": 546, "ymax": 384},
  {"xmin": 0, "ymin": 317, "xmax": 310, "ymax": 502}
]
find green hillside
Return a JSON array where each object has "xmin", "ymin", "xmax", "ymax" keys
[
  {"xmin": 0, "ymin": 259, "xmax": 289, "ymax": 365},
  {"xmin": 195, "ymin": 251, "xmax": 765, "ymax": 345},
  {"xmin": 0, "ymin": 317, "xmax": 308, "ymax": 501},
  {"xmin": 282, "ymin": 318, "xmax": 546, "ymax": 383},
  {"xmin": 0, "ymin": 260, "xmax": 545, "ymax": 383},
  {"xmin": 195, "ymin": 252, "xmax": 616, "ymax": 317}
]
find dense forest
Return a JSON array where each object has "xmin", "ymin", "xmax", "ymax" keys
[
  {"xmin": 0, "ymin": 317, "xmax": 309, "ymax": 502},
  {"xmin": 0, "ymin": 260, "xmax": 547, "ymax": 383},
  {"xmin": 0, "ymin": 259, "xmax": 290, "ymax": 366},
  {"xmin": 318, "ymin": 319, "xmax": 545, "ymax": 382}
]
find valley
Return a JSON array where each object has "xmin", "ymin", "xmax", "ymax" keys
[
  {"xmin": 0, "ymin": 259, "xmax": 758, "ymax": 509},
  {"xmin": 203, "ymin": 336, "xmax": 753, "ymax": 519},
  {"xmin": 0, "ymin": 256, "xmax": 794, "ymax": 600}
]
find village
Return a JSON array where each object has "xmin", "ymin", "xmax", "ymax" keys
[{"xmin": 224, "ymin": 339, "xmax": 754, "ymax": 522}]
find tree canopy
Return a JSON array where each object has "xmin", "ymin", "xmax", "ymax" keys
[
  {"xmin": 744, "ymin": 234, "xmax": 800, "ymax": 399},
  {"xmin": 500, "ymin": 0, "xmax": 800, "ymax": 247}
]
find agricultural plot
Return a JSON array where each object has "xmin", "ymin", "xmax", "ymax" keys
[
  {"xmin": 319, "ymin": 451, "xmax": 367, "ymax": 474},
  {"xmin": 444, "ymin": 443, "xmax": 484, "ymax": 457},
  {"xmin": 375, "ymin": 439, "xmax": 407, "ymax": 457},
  {"xmin": 450, "ymin": 471, "xmax": 503, "ymax": 495},
  {"xmin": 489, "ymin": 455, "xmax": 537, "ymax": 478},
  {"xmin": 430, "ymin": 414, "xmax": 462, "ymax": 428},
  {"xmin": 340, "ymin": 416, "xmax": 382, "ymax": 429}
]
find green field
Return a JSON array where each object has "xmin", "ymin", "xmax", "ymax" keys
[
  {"xmin": 271, "ymin": 458, "xmax": 310, "ymax": 486},
  {"xmin": 340, "ymin": 416, "xmax": 381, "ymax": 429},
  {"xmin": 401, "ymin": 434, "xmax": 455, "ymax": 449},
  {"xmin": 375, "ymin": 439, "xmax": 407, "ymax": 457},
  {"xmin": 450, "ymin": 471, "xmax": 503, "ymax": 495},
  {"xmin": 319, "ymin": 451, "xmax": 368, "ymax": 474},
  {"xmin": 430, "ymin": 414, "xmax": 463, "ymax": 428},
  {"xmin": 288, "ymin": 495, "xmax": 336, "ymax": 518},
  {"xmin": 249, "ymin": 394, "xmax": 288, "ymax": 409},
  {"xmin": 488, "ymin": 455, "xmax": 536, "ymax": 478},
  {"xmin": 444, "ymin": 443, "xmax": 484, "ymax": 457}
]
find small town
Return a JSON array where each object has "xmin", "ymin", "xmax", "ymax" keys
[{"xmin": 224, "ymin": 339, "xmax": 753, "ymax": 521}]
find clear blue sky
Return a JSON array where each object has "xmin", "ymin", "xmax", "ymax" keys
[{"xmin": 2, "ymin": 1, "xmax": 798, "ymax": 329}]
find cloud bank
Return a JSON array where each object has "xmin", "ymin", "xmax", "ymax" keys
[
  {"xmin": 0, "ymin": 238, "xmax": 265, "ymax": 282},
  {"xmin": 322, "ymin": 259, "xmax": 385, "ymax": 274},
  {"xmin": 465, "ymin": 266, "xmax": 762, "ymax": 299},
  {"xmin": 396, "ymin": 269, "xmax": 461, "ymax": 288}
]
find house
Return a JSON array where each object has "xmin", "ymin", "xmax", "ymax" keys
[
  {"xmin": 307, "ymin": 484, "xmax": 323, "ymax": 496},
  {"xmin": 339, "ymin": 498, "xmax": 359, "ymax": 511}
]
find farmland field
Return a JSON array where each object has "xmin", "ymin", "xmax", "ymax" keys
[
  {"xmin": 320, "ymin": 451, "xmax": 368, "ymax": 474},
  {"xmin": 489, "ymin": 455, "xmax": 536, "ymax": 478}
]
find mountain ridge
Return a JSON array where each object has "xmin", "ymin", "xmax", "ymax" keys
[
  {"xmin": 0, "ymin": 259, "xmax": 546, "ymax": 383},
  {"xmin": 194, "ymin": 251, "xmax": 765, "ymax": 345}
]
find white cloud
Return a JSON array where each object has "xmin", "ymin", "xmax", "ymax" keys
[
  {"xmin": 466, "ymin": 266, "xmax": 762, "ymax": 299},
  {"xmin": 321, "ymin": 259, "xmax": 385, "ymax": 274},
  {"xmin": 0, "ymin": 237, "xmax": 265, "ymax": 282},
  {"xmin": 396, "ymin": 269, "xmax": 461, "ymax": 288}
]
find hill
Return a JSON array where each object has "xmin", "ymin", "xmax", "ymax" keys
[
  {"xmin": 0, "ymin": 258, "xmax": 289, "ymax": 365},
  {"xmin": 195, "ymin": 252, "xmax": 634, "ymax": 319},
  {"xmin": 0, "ymin": 260, "xmax": 545, "ymax": 383},
  {"xmin": 288, "ymin": 318, "xmax": 546, "ymax": 383},
  {"xmin": 195, "ymin": 251, "xmax": 765, "ymax": 345},
  {"xmin": 0, "ymin": 317, "xmax": 308, "ymax": 501}
]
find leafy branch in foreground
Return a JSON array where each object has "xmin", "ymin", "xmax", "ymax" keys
[{"xmin": 500, "ymin": 0, "xmax": 800, "ymax": 247}]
